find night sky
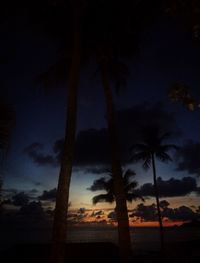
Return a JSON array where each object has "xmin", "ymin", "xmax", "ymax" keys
[{"xmin": 1, "ymin": 3, "xmax": 200, "ymax": 226}]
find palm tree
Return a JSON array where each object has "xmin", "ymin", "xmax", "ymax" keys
[
  {"xmin": 49, "ymin": 2, "xmax": 82, "ymax": 263},
  {"xmin": 88, "ymin": 169, "xmax": 143, "ymax": 205},
  {"xmin": 97, "ymin": 55, "xmax": 133, "ymax": 263},
  {"xmin": 130, "ymin": 124, "xmax": 178, "ymax": 251},
  {"xmin": 33, "ymin": 2, "xmax": 163, "ymax": 262},
  {"xmin": 36, "ymin": 2, "xmax": 135, "ymax": 262},
  {"xmin": 31, "ymin": 1, "xmax": 82, "ymax": 262}
]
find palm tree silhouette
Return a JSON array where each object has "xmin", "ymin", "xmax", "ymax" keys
[
  {"xmin": 88, "ymin": 169, "xmax": 143, "ymax": 205},
  {"xmin": 36, "ymin": 3, "xmax": 135, "ymax": 262},
  {"xmin": 97, "ymin": 54, "xmax": 133, "ymax": 262},
  {"xmin": 32, "ymin": 1, "xmax": 162, "ymax": 262},
  {"xmin": 130, "ymin": 124, "xmax": 178, "ymax": 251},
  {"xmin": 33, "ymin": 1, "xmax": 82, "ymax": 262}
]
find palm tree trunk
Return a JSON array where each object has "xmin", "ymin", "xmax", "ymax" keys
[
  {"xmin": 151, "ymin": 153, "xmax": 164, "ymax": 251},
  {"xmin": 51, "ymin": 3, "xmax": 81, "ymax": 263},
  {"xmin": 100, "ymin": 61, "xmax": 132, "ymax": 263},
  {"xmin": 0, "ymin": 175, "xmax": 2, "ymax": 214}
]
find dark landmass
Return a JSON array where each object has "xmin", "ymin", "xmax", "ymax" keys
[
  {"xmin": 1, "ymin": 240, "xmax": 200, "ymax": 263},
  {"xmin": 180, "ymin": 220, "xmax": 200, "ymax": 228}
]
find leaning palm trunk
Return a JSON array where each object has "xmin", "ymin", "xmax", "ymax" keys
[
  {"xmin": 51, "ymin": 4, "xmax": 81, "ymax": 263},
  {"xmin": 100, "ymin": 61, "xmax": 132, "ymax": 263},
  {"xmin": 152, "ymin": 153, "xmax": 164, "ymax": 251}
]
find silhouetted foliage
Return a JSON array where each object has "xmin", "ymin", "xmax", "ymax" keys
[
  {"xmin": 131, "ymin": 124, "xmax": 178, "ymax": 250},
  {"xmin": 88, "ymin": 169, "xmax": 143, "ymax": 205}
]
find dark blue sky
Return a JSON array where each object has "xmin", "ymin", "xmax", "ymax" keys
[{"xmin": 1, "ymin": 12, "xmax": 200, "ymax": 210}]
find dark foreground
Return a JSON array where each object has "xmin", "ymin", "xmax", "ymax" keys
[{"xmin": 1, "ymin": 240, "xmax": 200, "ymax": 263}]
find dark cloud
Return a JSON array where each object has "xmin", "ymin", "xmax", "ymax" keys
[
  {"xmin": 23, "ymin": 142, "xmax": 56, "ymax": 166},
  {"xmin": 29, "ymin": 189, "xmax": 39, "ymax": 194},
  {"xmin": 12, "ymin": 192, "xmax": 29, "ymax": 206},
  {"xmin": 130, "ymin": 203, "xmax": 157, "ymax": 221},
  {"xmin": 32, "ymin": 181, "xmax": 42, "ymax": 187},
  {"xmin": 78, "ymin": 207, "xmax": 86, "ymax": 214},
  {"xmin": 1, "ymin": 199, "xmax": 12, "ymax": 205},
  {"xmin": 68, "ymin": 208, "xmax": 88, "ymax": 222},
  {"xmin": 38, "ymin": 188, "xmax": 57, "ymax": 201},
  {"xmin": 53, "ymin": 103, "xmax": 178, "ymax": 169},
  {"xmin": 91, "ymin": 210, "xmax": 104, "ymax": 217},
  {"xmin": 135, "ymin": 176, "xmax": 198, "ymax": 197},
  {"xmin": 131, "ymin": 201, "xmax": 200, "ymax": 222},
  {"xmin": 24, "ymin": 103, "xmax": 179, "ymax": 170},
  {"xmin": 2, "ymin": 188, "xmax": 17, "ymax": 199},
  {"xmin": 175, "ymin": 140, "xmax": 200, "ymax": 176},
  {"xmin": 107, "ymin": 211, "xmax": 117, "ymax": 221},
  {"xmin": 2, "ymin": 189, "xmax": 39, "ymax": 207},
  {"xmin": 83, "ymin": 166, "xmax": 109, "ymax": 175},
  {"xmin": 53, "ymin": 129, "xmax": 110, "ymax": 166},
  {"xmin": 28, "ymin": 189, "xmax": 39, "ymax": 199},
  {"xmin": 19, "ymin": 201, "xmax": 45, "ymax": 217},
  {"xmin": 162, "ymin": 205, "xmax": 200, "ymax": 221},
  {"xmin": 117, "ymin": 102, "xmax": 178, "ymax": 147}
]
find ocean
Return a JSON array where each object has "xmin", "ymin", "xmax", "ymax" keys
[
  {"xmin": 1, "ymin": 226, "xmax": 200, "ymax": 251},
  {"xmin": 66, "ymin": 226, "xmax": 200, "ymax": 250}
]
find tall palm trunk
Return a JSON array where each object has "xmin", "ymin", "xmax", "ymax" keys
[
  {"xmin": 100, "ymin": 62, "xmax": 132, "ymax": 263},
  {"xmin": 151, "ymin": 153, "xmax": 164, "ymax": 251},
  {"xmin": 51, "ymin": 3, "xmax": 81, "ymax": 263}
]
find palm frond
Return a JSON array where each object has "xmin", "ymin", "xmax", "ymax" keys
[
  {"xmin": 131, "ymin": 151, "xmax": 151, "ymax": 170},
  {"xmin": 130, "ymin": 143, "xmax": 148, "ymax": 152},
  {"xmin": 125, "ymin": 181, "xmax": 138, "ymax": 192},
  {"xmin": 156, "ymin": 151, "xmax": 173, "ymax": 163},
  {"xmin": 88, "ymin": 167, "xmax": 140, "ymax": 205},
  {"xmin": 92, "ymin": 193, "xmax": 114, "ymax": 205},
  {"xmin": 143, "ymin": 158, "xmax": 152, "ymax": 170},
  {"xmin": 155, "ymin": 144, "xmax": 179, "ymax": 162},
  {"xmin": 123, "ymin": 169, "xmax": 136, "ymax": 184},
  {"xmin": 126, "ymin": 193, "xmax": 144, "ymax": 203},
  {"xmin": 87, "ymin": 177, "xmax": 108, "ymax": 191},
  {"xmin": 159, "ymin": 132, "xmax": 173, "ymax": 143},
  {"xmin": 35, "ymin": 57, "xmax": 70, "ymax": 91}
]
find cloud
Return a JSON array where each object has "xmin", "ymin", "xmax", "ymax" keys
[
  {"xmin": 12, "ymin": 192, "xmax": 29, "ymax": 206},
  {"xmin": 175, "ymin": 140, "xmax": 200, "ymax": 176},
  {"xmin": 91, "ymin": 210, "xmax": 104, "ymax": 217},
  {"xmin": 2, "ymin": 189, "xmax": 39, "ymax": 207},
  {"xmin": 131, "ymin": 201, "xmax": 200, "ymax": 222},
  {"xmin": 53, "ymin": 129, "xmax": 110, "ymax": 166},
  {"xmin": 2, "ymin": 188, "xmax": 17, "ymax": 199},
  {"xmin": 107, "ymin": 211, "xmax": 117, "ymax": 221},
  {"xmin": 83, "ymin": 166, "xmax": 109, "ymax": 175},
  {"xmin": 52, "ymin": 103, "xmax": 178, "ymax": 169},
  {"xmin": 19, "ymin": 201, "xmax": 45, "ymax": 217},
  {"xmin": 31, "ymin": 181, "xmax": 42, "ymax": 187},
  {"xmin": 130, "ymin": 203, "xmax": 157, "ymax": 221},
  {"xmin": 162, "ymin": 205, "xmax": 200, "ymax": 221},
  {"xmin": 38, "ymin": 188, "xmax": 57, "ymax": 201},
  {"xmin": 78, "ymin": 207, "xmax": 86, "ymax": 214},
  {"xmin": 135, "ymin": 176, "xmax": 198, "ymax": 197},
  {"xmin": 67, "ymin": 208, "xmax": 88, "ymax": 222},
  {"xmin": 23, "ymin": 142, "xmax": 56, "ymax": 166},
  {"xmin": 24, "ymin": 103, "xmax": 178, "ymax": 170}
]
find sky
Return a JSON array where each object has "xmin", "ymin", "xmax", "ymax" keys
[{"xmin": 1, "ymin": 3, "xmax": 200, "ymax": 226}]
